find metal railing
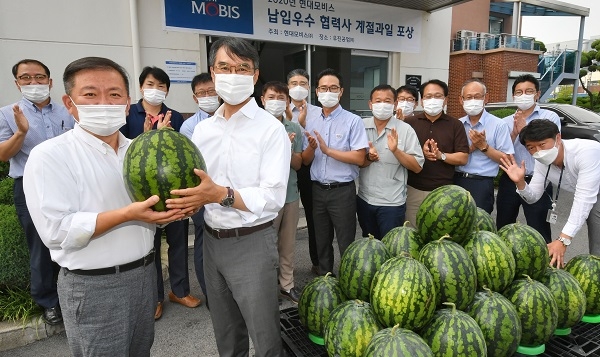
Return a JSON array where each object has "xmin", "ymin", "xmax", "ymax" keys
[{"xmin": 451, "ymin": 33, "xmax": 538, "ymax": 52}]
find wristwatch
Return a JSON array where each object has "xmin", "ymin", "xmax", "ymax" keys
[
  {"xmin": 557, "ymin": 236, "xmax": 572, "ymax": 246},
  {"xmin": 440, "ymin": 152, "xmax": 447, "ymax": 161},
  {"xmin": 220, "ymin": 187, "xmax": 235, "ymax": 207},
  {"xmin": 481, "ymin": 143, "xmax": 489, "ymax": 153}
]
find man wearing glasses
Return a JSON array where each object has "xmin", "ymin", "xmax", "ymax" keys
[
  {"xmin": 165, "ymin": 37, "xmax": 290, "ymax": 357},
  {"xmin": 302, "ymin": 68, "xmax": 369, "ymax": 276},
  {"xmin": 396, "ymin": 85, "xmax": 419, "ymax": 120},
  {"xmin": 496, "ymin": 74, "xmax": 561, "ymax": 242},
  {"xmin": 0, "ymin": 59, "xmax": 74, "ymax": 326}
]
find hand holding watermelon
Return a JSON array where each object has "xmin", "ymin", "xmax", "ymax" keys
[
  {"xmin": 166, "ymin": 169, "xmax": 226, "ymax": 214},
  {"xmin": 547, "ymin": 240, "xmax": 567, "ymax": 268},
  {"xmin": 123, "ymin": 195, "xmax": 185, "ymax": 225}
]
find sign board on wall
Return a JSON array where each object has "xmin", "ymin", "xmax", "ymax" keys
[
  {"xmin": 164, "ymin": 0, "xmax": 422, "ymax": 53},
  {"xmin": 165, "ymin": 61, "xmax": 197, "ymax": 83},
  {"xmin": 405, "ymin": 74, "xmax": 422, "ymax": 89}
]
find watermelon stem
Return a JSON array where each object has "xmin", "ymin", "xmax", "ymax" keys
[
  {"xmin": 324, "ymin": 272, "xmax": 332, "ymax": 278},
  {"xmin": 391, "ymin": 324, "xmax": 400, "ymax": 336},
  {"xmin": 482, "ymin": 285, "xmax": 493, "ymax": 296},
  {"xmin": 438, "ymin": 234, "xmax": 451, "ymax": 241},
  {"xmin": 403, "ymin": 221, "xmax": 410, "ymax": 227},
  {"xmin": 367, "ymin": 233, "xmax": 375, "ymax": 240},
  {"xmin": 522, "ymin": 274, "xmax": 533, "ymax": 282},
  {"xmin": 442, "ymin": 301, "xmax": 456, "ymax": 313}
]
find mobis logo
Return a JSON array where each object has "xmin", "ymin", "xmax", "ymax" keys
[{"xmin": 192, "ymin": 0, "xmax": 240, "ymax": 19}]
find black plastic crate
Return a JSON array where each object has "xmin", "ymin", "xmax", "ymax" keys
[{"xmin": 280, "ymin": 307, "xmax": 327, "ymax": 357}]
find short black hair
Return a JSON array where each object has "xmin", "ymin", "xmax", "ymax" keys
[
  {"xmin": 519, "ymin": 119, "xmax": 560, "ymax": 146},
  {"xmin": 420, "ymin": 79, "xmax": 448, "ymax": 98},
  {"xmin": 287, "ymin": 69, "xmax": 310, "ymax": 84},
  {"xmin": 139, "ymin": 66, "xmax": 170, "ymax": 91},
  {"xmin": 396, "ymin": 85, "xmax": 419, "ymax": 101},
  {"xmin": 262, "ymin": 81, "xmax": 289, "ymax": 97},
  {"xmin": 12, "ymin": 59, "xmax": 50, "ymax": 78},
  {"xmin": 316, "ymin": 68, "xmax": 343, "ymax": 88},
  {"xmin": 63, "ymin": 57, "xmax": 130, "ymax": 95},
  {"xmin": 461, "ymin": 78, "xmax": 487, "ymax": 96},
  {"xmin": 191, "ymin": 73, "xmax": 213, "ymax": 92},
  {"xmin": 512, "ymin": 74, "xmax": 539, "ymax": 94},
  {"xmin": 370, "ymin": 84, "xmax": 397, "ymax": 100},
  {"xmin": 208, "ymin": 37, "xmax": 259, "ymax": 69}
]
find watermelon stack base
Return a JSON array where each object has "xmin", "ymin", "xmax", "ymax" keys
[
  {"xmin": 280, "ymin": 307, "xmax": 327, "ymax": 357},
  {"xmin": 307, "ymin": 333, "xmax": 324, "ymax": 346},
  {"xmin": 517, "ymin": 344, "xmax": 546, "ymax": 355},
  {"xmin": 555, "ymin": 327, "xmax": 572, "ymax": 336},
  {"xmin": 582, "ymin": 314, "xmax": 600, "ymax": 323}
]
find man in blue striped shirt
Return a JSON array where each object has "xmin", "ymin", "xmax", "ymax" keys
[{"xmin": 0, "ymin": 59, "xmax": 74, "ymax": 325}]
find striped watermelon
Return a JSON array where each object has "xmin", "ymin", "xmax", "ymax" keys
[
  {"xmin": 503, "ymin": 275, "xmax": 558, "ymax": 347},
  {"xmin": 565, "ymin": 254, "xmax": 600, "ymax": 315},
  {"xmin": 420, "ymin": 302, "xmax": 488, "ymax": 357},
  {"xmin": 123, "ymin": 127, "xmax": 206, "ymax": 211},
  {"xmin": 416, "ymin": 185, "xmax": 477, "ymax": 244},
  {"xmin": 463, "ymin": 230, "xmax": 515, "ymax": 292},
  {"xmin": 370, "ymin": 255, "xmax": 436, "ymax": 329},
  {"xmin": 418, "ymin": 234, "xmax": 477, "ymax": 310},
  {"xmin": 539, "ymin": 267, "xmax": 586, "ymax": 329},
  {"xmin": 323, "ymin": 300, "xmax": 381, "ymax": 357},
  {"xmin": 298, "ymin": 272, "xmax": 346, "ymax": 337},
  {"xmin": 364, "ymin": 324, "xmax": 433, "ymax": 357},
  {"xmin": 474, "ymin": 207, "xmax": 497, "ymax": 233},
  {"xmin": 497, "ymin": 223, "xmax": 550, "ymax": 281},
  {"xmin": 468, "ymin": 287, "xmax": 522, "ymax": 357},
  {"xmin": 339, "ymin": 234, "xmax": 390, "ymax": 302},
  {"xmin": 381, "ymin": 221, "xmax": 424, "ymax": 259}
]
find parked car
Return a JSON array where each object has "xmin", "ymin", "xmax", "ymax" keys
[{"xmin": 485, "ymin": 102, "xmax": 600, "ymax": 142}]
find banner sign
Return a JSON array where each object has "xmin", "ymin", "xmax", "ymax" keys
[
  {"xmin": 164, "ymin": 0, "xmax": 422, "ymax": 53},
  {"xmin": 165, "ymin": 61, "xmax": 197, "ymax": 83}
]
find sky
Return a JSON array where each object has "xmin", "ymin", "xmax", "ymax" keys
[{"xmin": 520, "ymin": 0, "xmax": 599, "ymax": 45}]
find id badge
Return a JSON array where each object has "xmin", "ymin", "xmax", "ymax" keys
[{"xmin": 546, "ymin": 209, "xmax": 558, "ymax": 224}]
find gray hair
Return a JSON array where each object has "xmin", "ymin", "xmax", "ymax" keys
[
  {"xmin": 461, "ymin": 78, "xmax": 487, "ymax": 97},
  {"xmin": 286, "ymin": 69, "xmax": 310, "ymax": 84},
  {"xmin": 208, "ymin": 37, "xmax": 259, "ymax": 69}
]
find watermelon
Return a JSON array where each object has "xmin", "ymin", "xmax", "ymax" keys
[
  {"xmin": 418, "ymin": 234, "xmax": 477, "ymax": 310},
  {"xmin": 381, "ymin": 221, "xmax": 424, "ymax": 259},
  {"xmin": 416, "ymin": 185, "xmax": 477, "ymax": 244},
  {"xmin": 370, "ymin": 255, "xmax": 436, "ymax": 330},
  {"xmin": 420, "ymin": 302, "xmax": 488, "ymax": 357},
  {"xmin": 503, "ymin": 275, "xmax": 558, "ymax": 347},
  {"xmin": 473, "ymin": 207, "xmax": 497, "ymax": 233},
  {"xmin": 323, "ymin": 300, "xmax": 381, "ymax": 357},
  {"xmin": 364, "ymin": 324, "xmax": 433, "ymax": 357},
  {"xmin": 339, "ymin": 234, "xmax": 390, "ymax": 302},
  {"xmin": 123, "ymin": 127, "xmax": 206, "ymax": 211},
  {"xmin": 298, "ymin": 272, "xmax": 346, "ymax": 337},
  {"xmin": 468, "ymin": 287, "xmax": 522, "ymax": 357},
  {"xmin": 497, "ymin": 223, "xmax": 550, "ymax": 281},
  {"xmin": 463, "ymin": 230, "xmax": 515, "ymax": 292},
  {"xmin": 539, "ymin": 267, "xmax": 586, "ymax": 329},
  {"xmin": 565, "ymin": 254, "xmax": 600, "ymax": 315}
]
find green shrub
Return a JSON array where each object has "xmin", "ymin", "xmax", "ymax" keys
[
  {"xmin": 0, "ymin": 161, "xmax": 8, "ymax": 179},
  {"xmin": 489, "ymin": 108, "xmax": 517, "ymax": 119},
  {"xmin": 0, "ymin": 286, "xmax": 41, "ymax": 323},
  {"xmin": 0, "ymin": 177, "xmax": 14, "ymax": 205},
  {"xmin": 0, "ymin": 204, "xmax": 30, "ymax": 290}
]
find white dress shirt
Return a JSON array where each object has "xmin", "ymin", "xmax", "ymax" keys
[
  {"xmin": 192, "ymin": 99, "xmax": 291, "ymax": 229},
  {"xmin": 23, "ymin": 125, "xmax": 155, "ymax": 270},
  {"xmin": 518, "ymin": 139, "xmax": 600, "ymax": 238}
]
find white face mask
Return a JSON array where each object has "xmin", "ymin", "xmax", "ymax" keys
[
  {"xmin": 214, "ymin": 73, "xmax": 255, "ymax": 105},
  {"xmin": 318, "ymin": 92, "xmax": 340, "ymax": 108},
  {"xmin": 197, "ymin": 95, "xmax": 220, "ymax": 113},
  {"xmin": 142, "ymin": 88, "xmax": 166, "ymax": 106},
  {"xmin": 514, "ymin": 93, "xmax": 536, "ymax": 110},
  {"xmin": 423, "ymin": 98, "xmax": 445, "ymax": 116},
  {"xmin": 264, "ymin": 99, "xmax": 287, "ymax": 118},
  {"xmin": 20, "ymin": 84, "xmax": 50, "ymax": 103},
  {"xmin": 463, "ymin": 99, "xmax": 485, "ymax": 116},
  {"xmin": 396, "ymin": 101, "xmax": 414, "ymax": 117},
  {"xmin": 371, "ymin": 103, "xmax": 394, "ymax": 120},
  {"xmin": 532, "ymin": 139, "xmax": 559, "ymax": 165},
  {"xmin": 70, "ymin": 98, "xmax": 127, "ymax": 136},
  {"xmin": 289, "ymin": 86, "xmax": 309, "ymax": 101}
]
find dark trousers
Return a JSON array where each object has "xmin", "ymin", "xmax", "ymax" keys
[
  {"xmin": 313, "ymin": 181, "xmax": 357, "ymax": 275},
  {"xmin": 297, "ymin": 164, "xmax": 333, "ymax": 267},
  {"xmin": 496, "ymin": 173, "xmax": 553, "ymax": 243},
  {"xmin": 454, "ymin": 175, "xmax": 495, "ymax": 214},
  {"xmin": 191, "ymin": 208, "xmax": 207, "ymax": 299},
  {"xmin": 154, "ymin": 219, "xmax": 191, "ymax": 301},
  {"xmin": 356, "ymin": 196, "xmax": 406, "ymax": 240},
  {"xmin": 13, "ymin": 178, "xmax": 59, "ymax": 309}
]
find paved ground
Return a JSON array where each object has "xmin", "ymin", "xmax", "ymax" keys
[{"xmin": 0, "ymin": 189, "xmax": 587, "ymax": 356}]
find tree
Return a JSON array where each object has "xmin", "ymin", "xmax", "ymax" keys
[{"xmin": 579, "ymin": 39, "xmax": 600, "ymax": 109}]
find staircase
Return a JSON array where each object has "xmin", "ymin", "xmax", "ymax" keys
[{"xmin": 538, "ymin": 49, "xmax": 579, "ymax": 102}]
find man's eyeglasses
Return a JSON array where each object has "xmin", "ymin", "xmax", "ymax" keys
[
  {"xmin": 17, "ymin": 74, "xmax": 48, "ymax": 82},
  {"xmin": 397, "ymin": 96, "xmax": 416, "ymax": 103},
  {"xmin": 423, "ymin": 94, "xmax": 445, "ymax": 100},
  {"xmin": 462, "ymin": 94, "xmax": 485, "ymax": 101},
  {"xmin": 514, "ymin": 88, "xmax": 537, "ymax": 96},
  {"xmin": 195, "ymin": 89, "xmax": 217, "ymax": 97},
  {"xmin": 289, "ymin": 81, "xmax": 308, "ymax": 87},
  {"xmin": 213, "ymin": 63, "xmax": 255, "ymax": 75},
  {"xmin": 317, "ymin": 85, "xmax": 340, "ymax": 93}
]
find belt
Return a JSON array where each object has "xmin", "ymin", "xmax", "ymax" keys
[
  {"xmin": 204, "ymin": 220, "xmax": 273, "ymax": 239},
  {"xmin": 66, "ymin": 250, "xmax": 155, "ymax": 276},
  {"xmin": 313, "ymin": 181, "xmax": 352, "ymax": 190},
  {"xmin": 454, "ymin": 172, "xmax": 492, "ymax": 180}
]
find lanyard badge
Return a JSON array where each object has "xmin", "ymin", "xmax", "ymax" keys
[{"xmin": 544, "ymin": 166, "xmax": 564, "ymax": 225}]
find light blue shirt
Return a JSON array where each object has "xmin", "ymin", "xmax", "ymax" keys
[
  {"xmin": 503, "ymin": 105, "xmax": 561, "ymax": 175},
  {"xmin": 303, "ymin": 105, "xmax": 369, "ymax": 183},
  {"xmin": 180, "ymin": 109, "xmax": 210, "ymax": 139},
  {"xmin": 0, "ymin": 98, "xmax": 74, "ymax": 178},
  {"xmin": 289, "ymin": 102, "xmax": 322, "ymax": 127},
  {"xmin": 457, "ymin": 110, "xmax": 514, "ymax": 177}
]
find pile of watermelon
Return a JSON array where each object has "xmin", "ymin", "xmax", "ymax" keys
[{"xmin": 297, "ymin": 185, "xmax": 597, "ymax": 357}]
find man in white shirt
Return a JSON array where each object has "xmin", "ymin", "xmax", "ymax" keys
[
  {"xmin": 500, "ymin": 119, "xmax": 600, "ymax": 268},
  {"xmin": 166, "ymin": 37, "xmax": 291, "ymax": 357},
  {"xmin": 23, "ymin": 56, "xmax": 184, "ymax": 356}
]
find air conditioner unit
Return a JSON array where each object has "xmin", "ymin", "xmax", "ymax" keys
[
  {"xmin": 478, "ymin": 32, "xmax": 496, "ymax": 50},
  {"xmin": 456, "ymin": 30, "xmax": 477, "ymax": 39}
]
